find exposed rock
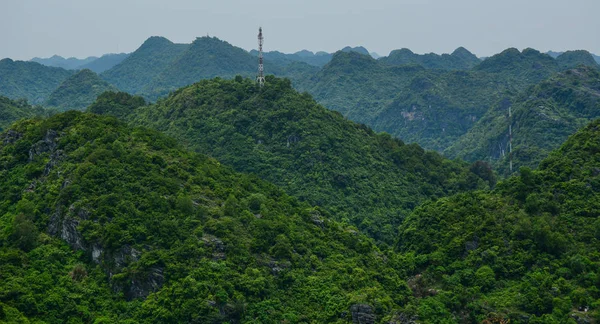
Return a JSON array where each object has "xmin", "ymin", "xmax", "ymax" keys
[
  {"xmin": 2, "ymin": 129, "xmax": 22, "ymax": 145},
  {"xmin": 571, "ymin": 313, "xmax": 592, "ymax": 324},
  {"xmin": 202, "ymin": 235, "xmax": 226, "ymax": 260},
  {"xmin": 386, "ymin": 313, "xmax": 418, "ymax": 324},
  {"xmin": 43, "ymin": 150, "xmax": 65, "ymax": 175},
  {"xmin": 351, "ymin": 304, "xmax": 376, "ymax": 324},
  {"xmin": 60, "ymin": 216, "xmax": 86, "ymax": 251},
  {"xmin": 127, "ymin": 266, "xmax": 164, "ymax": 300},
  {"xmin": 113, "ymin": 245, "xmax": 142, "ymax": 269},
  {"xmin": 29, "ymin": 129, "xmax": 59, "ymax": 161},
  {"xmin": 311, "ymin": 210, "xmax": 324, "ymax": 228}
]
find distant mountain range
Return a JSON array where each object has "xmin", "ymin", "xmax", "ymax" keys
[{"xmin": 31, "ymin": 53, "xmax": 129, "ymax": 73}]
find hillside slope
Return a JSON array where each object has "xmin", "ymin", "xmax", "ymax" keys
[
  {"xmin": 0, "ymin": 96, "xmax": 44, "ymax": 132},
  {"xmin": 446, "ymin": 66, "xmax": 600, "ymax": 175},
  {"xmin": 380, "ymin": 47, "xmax": 480, "ymax": 70},
  {"xmin": 396, "ymin": 119, "xmax": 600, "ymax": 322},
  {"xmin": 101, "ymin": 36, "xmax": 189, "ymax": 94},
  {"xmin": 78, "ymin": 53, "xmax": 129, "ymax": 73},
  {"xmin": 0, "ymin": 111, "xmax": 413, "ymax": 323},
  {"xmin": 45, "ymin": 69, "xmax": 118, "ymax": 111},
  {"xmin": 0, "ymin": 59, "xmax": 73, "ymax": 104},
  {"xmin": 90, "ymin": 77, "xmax": 490, "ymax": 244}
]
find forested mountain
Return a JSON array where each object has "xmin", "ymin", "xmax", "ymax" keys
[
  {"xmin": 0, "ymin": 96, "xmax": 44, "ymax": 132},
  {"xmin": 78, "ymin": 53, "xmax": 130, "ymax": 73},
  {"xmin": 89, "ymin": 77, "xmax": 491, "ymax": 244},
  {"xmin": 30, "ymin": 55, "xmax": 97, "ymax": 70},
  {"xmin": 446, "ymin": 66, "xmax": 600, "ymax": 175},
  {"xmin": 555, "ymin": 50, "xmax": 600, "ymax": 70},
  {"xmin": 295, "ymin": 51, "xmax": 511, "ymax": 152},
  {"xmin": 0, "ymin": 59, "xmax": 73, "ymax": 104},
  {"xmin": 379, "ymin": 47, "xmax": 480, "ymax": 70},
  {"xmin": 396, "ymin": 119, "xmax": 600, "ymax": 323},
  {"xmin": 142, "ymin": 37, "xmax": 258, "ymax": 99},
  {"xmin": 0, "ymin": 111, "xmax": 414, "ymax": 323},
  {"xmin": 45, "ymin": 69, "xmax": 118, "ymax": 111},
  {"xmin": 250, "ymin": 49, "xmax": 333, "ymax": 67},
  {"xmin": 473, "ymin": 48, "xmax": 559, "ymax": 86},
  {"xmin": 101, "ymin": 36, "xmax": 189, "ymax": 94}
]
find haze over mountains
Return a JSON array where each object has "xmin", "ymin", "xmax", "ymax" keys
[{"xmin": 2, "ymin": 30, "xmax": 600, "ymax": 323}]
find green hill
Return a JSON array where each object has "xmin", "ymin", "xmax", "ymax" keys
[
  {"xmin": 30, "ymin": 55, "xmax": 97, "ymax": 70},
  {"xmin": 100, "ymin": 36, "xmax": 189, "ymax": 94},
  {"xmin": 0, "ymin": 96, "xmax": 44, "ymax": 132},
  {"xmin": 45, "ymin": 69, "xmax": 118, "ymax": 111},
  {"xmin": 89, "ymin": 76, "xmax": 490, "ymax": 244},
  {"xmin": 142, "ymin": 37, "xmax": 258, "ymax": 99},
  {"xmin": 446, "ymin": 66, "xmax": 600, "ymax": 175},
  {"xmin": 0, "ymin": 111, "xmax": 412, "ymax": 323},
  {"xmin": 555, "ymin": 50, "xmax": 599, "ymax": 70},
  {"xmin": 79, "ymin": 53, "xmax": 129, "ymax": 73},
  {"xmin": 380, "ymin": 47, "xmax": 480, "ymax": 70},
  {"xmin": 473, "ymin": 48, "xmax": 559, "ymax": 85},
  {"xmin": 396, "ymin": 119, "xmax": 600, "ymax": 322},
  {"xmin": 0, "ymin": 59, "xmax": 73, "ymax": 104}
]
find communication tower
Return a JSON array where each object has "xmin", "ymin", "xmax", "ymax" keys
[{"xmin": 257, "ymin": 27, "xmax": 265, "ymax": 87}]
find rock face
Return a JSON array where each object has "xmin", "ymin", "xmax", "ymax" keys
[
  {"xmin": 29, "ymin": 129, "xmax": 58, "ymax": 161},
  {"xmin": 1, "ymin": 129, "xmax": 22, "ymax": 144},
  {"xmin": 351, "ymin": 304, "xmax": 376, "ymax": 324}
]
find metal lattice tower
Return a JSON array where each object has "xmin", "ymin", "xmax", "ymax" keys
[{"xmin": 257, "ymin": 27, "xmax": 265, "ymax": 87}]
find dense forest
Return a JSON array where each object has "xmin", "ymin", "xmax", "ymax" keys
[
  {"xmin": 89, "ymin": 77, "xmax": 491, "ymax": 244},
  {"xmin": 2, "ymin": 33, "xmax": 600, "ymax": 323}
]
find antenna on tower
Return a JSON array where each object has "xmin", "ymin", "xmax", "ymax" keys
[
  {"xmin": 509, "ymin": 105, "xmax": 513, "ymax": 173},
  {"xmin": 256, "ymin": 27, "xmax": 265, "ymax": 87}
]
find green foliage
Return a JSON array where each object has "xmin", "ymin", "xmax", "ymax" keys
[
  {"xmin": 90, "ymin": 76, "xmax": 488, "ymax": 244},
  {"xmin": 45, "ymin": 69, "xmax": 118, "ymax": 111},
  {"xmin": 0, "ymin": 111, "xmax": 413, "ymax": 323},
  {"xmin": 380, "ymin": 47, "xmax": 480, "ymax": 70},
  {"xmin": 447, "ymin": 66, "xmax": 600, "ymax": 176},
  {"xmin": 0, "ymin": 96, "xmax": 45, "ymax": 132},
  {"xmin": 396, "ymin": 119, "xmax": 600, "ymax": 322},
  {"xmin": 0, "ymin": 58, "xmax": 73, "ymax": 104}
]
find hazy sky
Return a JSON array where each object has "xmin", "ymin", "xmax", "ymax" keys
[{"xmin": 1, "ymin": 0, "xmax": 599, "ymax": 60}]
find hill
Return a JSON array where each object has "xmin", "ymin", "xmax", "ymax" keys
[
  {"xmin": 396, "ymin": 119, "xmax": 600, "ymax": 322},
  {"xmin": 0, "ymin": 96, "xmax": 44, "ymax": 132},
  {"xmin": 474, "ymin": 48, "xmax": 559, "ymax": 85},
  {"xmin": 141, "ymin": 37, "xmax": 258, "ymax": 99},
  {"xmin": 90, "ymin": 76, "xmax": 491, "ymax": 244},
  {"xmin": 250, "ymin": 49, "xmax": 332, "ymax": 67},
  {"xmin": 446, "ymin": 66, "xmax": 600, "ymax": 175},
  {"xmin": 295, "ymin": 51, "xmax": 510, "ymax": 152},
  {"xmin": 78, "ymin": 53, "xmax": 129, "ymax": 73},
  {"xmin": 0, "ymin": 59, "xmax": 74, "ymax": 104},
  {"xmin": 0, "ymin": 111, "xmax": 412, "ymax": 323},
  {"xmin": 45, "ymin": 69, "xmax": 118, "ymax": 111},
  {"xmin": 100, "ymin": 36, "xmax": 189, "ymax": 94},
  {"xmin": 30, "ymin": 55, "xmax": 97, "ymax": 70},
  {"xmin": 380, "ymin": 47, "xmax": 480, "ymax": 70},
  {"xmin": 555, "ymin": 50, "xmax": 599, "ymax": 70}
]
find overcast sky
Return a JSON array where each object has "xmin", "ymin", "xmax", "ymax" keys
[{"xmin": 1, "ymin": 0, "xmax": 599, "ymax": 60}]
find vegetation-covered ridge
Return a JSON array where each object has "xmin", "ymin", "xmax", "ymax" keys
[
  {"xmin": 0, "ymin": 111, "xmax": 415, "ymax": 323},
  {"xmin": 0, "ymin": 96, "xmax": 45, "ymax": 132},
  {"xmin": 89, "ymin": 76, "xmax": 492, "ymax": 244},
  {"xmin": 395, "ymin": 118, "xmax": 600, "ymax": 323},
  {"xmin": 446, "ymin": 65, "xmax": 600, "ymax": 175},
  {"xmin": 45, "ymin": 69, "xmax": 118, "ymax": 111}
]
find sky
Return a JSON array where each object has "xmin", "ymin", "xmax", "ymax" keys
[{"xmin": 1, "ymin": 0, "xmax": 599, "ymax": 60}]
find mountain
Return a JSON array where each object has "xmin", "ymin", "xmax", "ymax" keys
[
  {"xmin": 101, "ymin": 36, "xmax": 189, "ymax": 94},
  {"xmin": 474, "ymin": 48, "xmax": 559, "ymax": 85},
  {"xmin": 30, "ymin": 55, "xmax": 98, "ymax": 70},
  {"xmin": 555, "ymin": 50, "xmax": 599, "ymax": 69},
  {"xmin": 90, "ymin": 77, "xmax": 490, "ymax": 244},
  {"xmin": 45, "ymin": 69, "xmax": 118, "ymax": 111},
  {"xmin": 0, "ymin": 58, "xmax": 74, "ymax": 104},
  {"xmin": 446, "ymin": 66, "xmax": 600, "ymax": 175},
  {"xmin": 396, "ymin": 119, "xmax": 600, "ymax": 322},
  {"xmin": 341, "ymin": 46, "xmax": 371, "ymax": 56},
  {"xmin": 295, "ymin": 51, "xmax": 510, "ymax": 152},
  {"xmin": 594, "ymin": 53, "xmax": 600, "ymax": 65},
  {"xmin": 250, "ymin": 50, "xmax": 333, "ymax": 67},
  {"xmin": 0, "ymin": 96, "xmax": 44, "ymax": 132},
  {"xmin": 78, "ymin": 53, "xmax": 129, "ymax": 73},
  {"xmin": 380, "ymin": 47, "xmax": 480, "ymax": 70},
  {"xmin": 141, "ymin": 37, "xmax": 257, "ymax": 98},
  {"xmin": 0, "ymin": 111, "xmax": 413, "ymax": 323},
  {"xmin": 370, "ymin": 52, "xmax": 381, "ymax": 59}
]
